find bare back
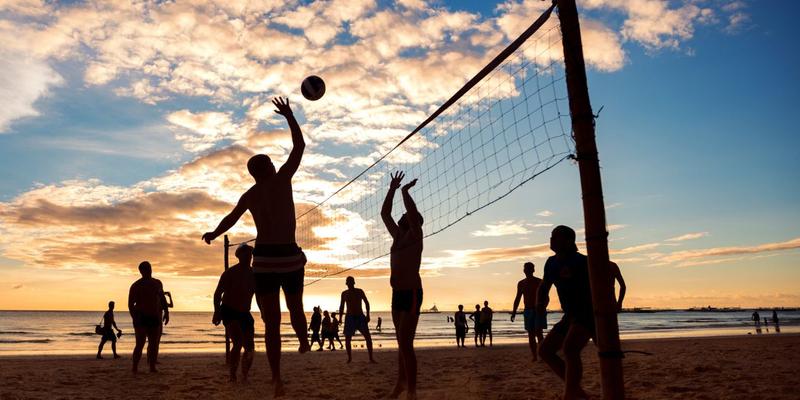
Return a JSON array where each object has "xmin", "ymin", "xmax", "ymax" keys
[
  {"xmin": 220, "ymin": 264, "xmax": 255, "ymax": 312},
  {"xmin": 129, "ymin": 278, "xmax": 164, "ymax": 318},
  {"xmin": 244, "ymin": 175, "xmax": 296, "ymax": 244},
  {"xmin": 519, "ymin": 277, "xmax": 542, "ymax": 309},
  {"xmin": 342, "ymin": 288, "xmax": 366, "ymax": 316}
]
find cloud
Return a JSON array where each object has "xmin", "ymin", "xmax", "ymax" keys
[
  {"xmin": 0, "ymin": 53, "xmax": 63, "ymax": 132},
  {"xmin": 471, "ymin": 220, "xmax": 531, "ymax": 237},
  {"xmin": 660, "ymin": 238, "xmax": 800, "ymax": 265},
  {"xmin": 536, "ymin": 210, "xmax": 553, "ymax": 217},
  {"xmin": 666, "ymin": 232, "xmax": 709, "ymax": 242}
]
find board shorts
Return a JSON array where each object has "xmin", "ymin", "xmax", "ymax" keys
[
  {"xmin": 101, "ymin": 327, "xmax": 117, "ymax": 342},
  {"xmin": 391, "ymin": 288, "xmax": 423, "ymax": 314},
  {"xmin": 523, "ymin": 308, "xmax": 548, "ymax": 331},
  {"xmin": 550, "ymin": 312, "xmax": 596, "ymax": 340},
  {"xmin": 455, "ymin": 325, "xmax": 467, "ymax": 338},
  {"xmin": 344, "ymin": 315, "xmax": 368, "ymax": 337},
  {"xmin": 252, "ymin": 243, "xmax": 306, "ymax": 295},
  {"xmin": 220, "ymin": 304, "xmax": 255, "ymax": 336}
]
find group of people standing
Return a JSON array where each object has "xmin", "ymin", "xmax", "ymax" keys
[{"xmin": 93, "ymin": 96, "xmax": 630, "ymax": 399}]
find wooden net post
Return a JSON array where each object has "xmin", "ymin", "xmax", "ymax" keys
[
  {"xmin": 223, "ymin": 234, "xmax": 230, "ymax": 365},
  {"xmin": 557, "ymin": 0, "xmax": 625, "ymax": 398}
]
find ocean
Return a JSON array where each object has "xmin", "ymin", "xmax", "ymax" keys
[{"xmin": 0, "ymin": 310, "xmax": 796, "ymax": 356}]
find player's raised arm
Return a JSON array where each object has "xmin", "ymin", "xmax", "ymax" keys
[
  {"xmin": 381, "ymin": 171, "xmax": 404, "ymax": 238},
  {"xmin": 202, "ymin": 194, "xmax": 248, "ymax": 244},
  {"xmin": 273, "ymin": 97, "xmax": 305, "ymax": 178},
  {"xmin": 401, "ymin": 178, "xmax": 421, "ymax": 234}
]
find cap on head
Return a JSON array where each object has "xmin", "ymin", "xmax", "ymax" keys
[
  {"xmin": 523, "ymin": 261, "xmax": 534, "ymax": 275},
  {"xmin": 138, "ymin": 261, "xmax": 152, "ymax": 276},
  {"xmin": 247, "ymin": 154, "xmax": 276, "ymax": 181},
  {"xmin": 346, "ymin": 276, "xmax": 355, "ymax": 286},
  {"xmin": 551, "ymin": 225, "xmax": 578, "ymax": 254},
  {"xmin": 235, "ymin": 243, "xmax": 253, "ymax": 261}
]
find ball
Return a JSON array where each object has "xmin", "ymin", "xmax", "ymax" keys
[{"xmin": 301, "ymin": 75, "xmax": 326, "ymax": 101}]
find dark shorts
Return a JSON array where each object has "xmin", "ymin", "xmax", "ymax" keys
[
  {"xmin": 134, "ymin": 314, "xmax": 161, "ymax": 329},
  {"xmin": 391, "ymin": 288, "xmax": 423, "ymax": 314},
  {"xmin": 344, "ymin": 315, "xmax": 369, "ymax": 337},
  {"xmin": 253, "ymin": 243, "xmax": 306, "ymax": 295},
  {"xmin": 220, "ymin": 304, "xmax": 255, "ymax": 335},
  {"xmin": 101, "ymin": 327, "xmax": 116, "ymax": 342},
  {"xmin": 482, "ymin": 321, "xmax": 492, "ymax": 333},
  {"xmin": 550, "ymin": 313, "xmax": 596, "ymax": 339},
  {"xmin": 455, "ymin": 326, "xmax": 467, "ymax": 338},
  {"xmin": 524, "ymin": 309, "xmax": 548, "ymax": 331}
]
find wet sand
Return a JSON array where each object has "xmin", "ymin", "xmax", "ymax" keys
[{"xmin": 1, "ymin": 334, "xmax": 798, "ymax": 399}]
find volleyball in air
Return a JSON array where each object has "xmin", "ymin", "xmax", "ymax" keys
[{"xmin": 301, "ymin": 75, "xmax": 326, "ymax": 101}]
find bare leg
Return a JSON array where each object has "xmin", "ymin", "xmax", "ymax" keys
[
  {"xmin": 97, "ymin": 338, "xmax": 107, "ymax": 359},
  {"xmin": 242, "ymin": 325, "xmax": 255, "ymax": 383},
  {"xmin": 345, "ymin": 335, "xmax": 353, "ymax": 363},
  {"xmin": 398, "ymin": 311, "xmax": 419, "ymax": 400},
  {"xmin": 257, "ymin": 292, "xmax": 285, "ymax": 397},
  {"xmin": 562, "ymin": 324, "xmax": 591, "ymax": 400},
  {"xmin": 488, "ymin": 326, "xmax": 493, "ymax": 346},
  {"xmin": 284, "ymin": 291, "xmax": 310, "ymax": 353},
  {"xmin": 389, "ymin": 310, "xmax": 406, "ymax": 399},
  {"xmin": 361, "ymin": 328, "xmax": 376, "ymax": 363},
  {"xmin": 227, "ymin": 322, "xmax": 244, "ymax": 382},
  {"xmin": 112, "ymin": 340, "xmax": 120, "ymax": 358},
  {"xmin": 539, "ymin": 328, "xmax": 566, "ymax": 381},
  {"xmin": 527, "ymin": 330, "xmax": 538, "ymax": 361},
  {"xmin": 146, "ymin": 325, "xmax": 161, "ymax": 372},
  {"xmin": 132, "ymin": 326, "xmax": 146, "ymax": 373}
]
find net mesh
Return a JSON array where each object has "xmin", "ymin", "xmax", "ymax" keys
[{"xmin": 231, "ymin": 7, "xmax": 573, "ymax": 285}]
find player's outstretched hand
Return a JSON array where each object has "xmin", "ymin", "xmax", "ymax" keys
[
  {"xmin": 202, "ymin": 232, "xmax": 216, "ymax": 244},
  {"xmin": 402, "ymin": 178, "xmax": 418, "ymax": 191},
  {"xmin": 272, "ymin": 97, "xmax": 293, "ymax": 117},
  {"xmin": 389, "ymin": 171, "xmax": 404, "ymax": 189}
]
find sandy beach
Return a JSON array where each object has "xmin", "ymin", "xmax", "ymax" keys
[{"xmin": 1, "ymin": 334, "xmax": 798, "ymax": 399}]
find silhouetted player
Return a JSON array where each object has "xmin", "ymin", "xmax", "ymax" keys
[
  {"xmin": 212, "ymin": 244, "xmax": 256, "ymax": 382},
  {"xmin": 377, "ymin": 316, "xmax": 383, "ymax": 332},
  {"xmin": 469, "ymin": 304, "xmax": 481, "ymax": 347},
  {"xmin": 537, "ymin": 226, "xmax": 593, "ymax": 399},
  {"xmin": 128, "ymin": 261, "xmax": 169, "ymax": 373},
  {"xmin": 381, "ymin": 171, "xmax": 423, "ymax": 400},
  {"xmin": 338, "ymin": 276, "xmax": 375, "ymax": 363},
  {"xmin": 97, "ymin": 301, "xmax": 122, "ymax": 359},
  {"xmin": 330, "ymin": 312, "xmax": 344, "ymax": 349},
  {"xmin": 511, "ymin": 262, "xmax": 545, "ymax": 360},
  {"xmin": 611, "ymin": 261, "xmax": 626, "ymax": 311},
  {"xmin": 309, "ymin": 306, "xmax": 323, "ymax": 351},
  {"xmin": 202, "ymin": 97, "xmax": 310, "ymax": 397},
  {"xmin": 454, "ymin": 305, "xmax": 468, "ymax": 348},
  {"xmin": 481, "ymin": 300, "xmax": 493, "ymax": 347}
]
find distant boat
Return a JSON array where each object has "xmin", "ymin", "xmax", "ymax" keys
[{"xmin": 421, "ymin": 304, "xmax": 440, "ymax": 314}]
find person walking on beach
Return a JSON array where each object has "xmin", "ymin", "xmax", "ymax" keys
[
  {"xmin": 309, "ymin": 307, "xmax": 323, "ymax": 351},
  {"xmin": 128, "ymin": 261, "xmax": 169, "ymax": 374},
  {"xmin": 321, "ymin": 310, "xmax": 332, "ymax": 350},
  {"xmin": 469, "ymin": 304, "xmax": 482, "ymax": 347},
  {"xmin": 202, "ymin": 97, "xmax": 310, "ymax": 397},
  {"xmin": 454, "ymin": 305, "xmax": 468, "ymax": 348},
  {"xmin": 330, "ymin": 312, "xmax": 344, "ymax": 349},
  {"xmin": 338, "ymin": 276, "xmax": 376, "ymax": 363},
  {"xmin": 480, "ymin": 301, "xmax": 494, "ymax": 347},
  {"xmin": 377, "ymin": 316, "xmax": 383, "ymax": 332},
  {"xmin": 381, "ymin": 171, "xmax": 424, "ymax": 399},
  {"xmin": 97, "ymin": 301, "xmax": 122, "ymax": 359},
  {"xmin": 537, "ymin": 225, "xmax": 594, "ymax": 400},
  {"xmin": 212, "ymin": 244, "xmax": 256, "ymax": 382},
  {"xmin": 511, "ymin": 262, "xmax": 545, "ymax": 360},
  {"xmin": 752, "ymin": 310, "xmax": 761, "ymax": 327}
]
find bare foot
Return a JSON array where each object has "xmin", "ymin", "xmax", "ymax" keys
[
  {"xmin": 299, "ymin": 343, "xmax": 311, "ymax": 354},
  {"xmin": 113, "ymin": 354, "xmax": 122, "ymax": 359},
  {"xmin": 96, "ymin": 355, "xmax": 103, "ymax": 359},
  {"xmin": 405, "ymin": 391, "xmax": 418, "ymax": 400},
  {"xmin": 228, "ymin": 375, "xmax": 237, "ymax": 383},
  {"xmin": 369, "ymin": 358, "xmax": 377, "ymax": 364},
  {"xmin": 274, "ymin": 380, "xmax": 286, "ymax": 397},
  {"xmin": 347, "ymin": 358, "xmax": 352, "ymax": 364},
  {"xmin": 150, "ymin": 367, "xmax": 158, "ymax": 373}
]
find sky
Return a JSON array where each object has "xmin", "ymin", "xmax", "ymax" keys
[{"xmin": 0, "ymin": 0, "xmax": 798, "ymax": 312}]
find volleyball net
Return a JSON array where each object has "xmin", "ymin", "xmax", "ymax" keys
[{"xmin": 228, "ymin": 3, "xmax": 573, "ymax": 285}]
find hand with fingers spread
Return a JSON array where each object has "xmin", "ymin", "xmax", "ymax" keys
[
  {"xmin": 272, "ymin": 96, "xmax": 293, "ymax": 117},
  {"xmin": 389, "ymin": 171, "xmax": 405, "ymax": 190}
]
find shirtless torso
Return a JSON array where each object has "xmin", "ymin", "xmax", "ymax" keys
[
  {"xmin": 242, "ymin": 176, "xmax": 295, "ymax": 245},
  {"xmin": 218, "ymin": 263, "xmax": 255, "ymax": 312},
  {"xmin": 518, "ymin": 277, "xmax": 542, "ymax": 309},
  {"xmin": 341, "ymin": 288, "xmax": 367, "ymax": 316},
  {"xmin": 129, "ymin": 277, "xmax": 165, "ymax": 322}
]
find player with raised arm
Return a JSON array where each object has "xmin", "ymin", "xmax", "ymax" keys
[
  {"xmin": 381, "ymin": 171, "xmax": 424, "ymax": 400},
  {"xmin": 202, "ymin": 97, "xmax": 310, "ymax": 397}
]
